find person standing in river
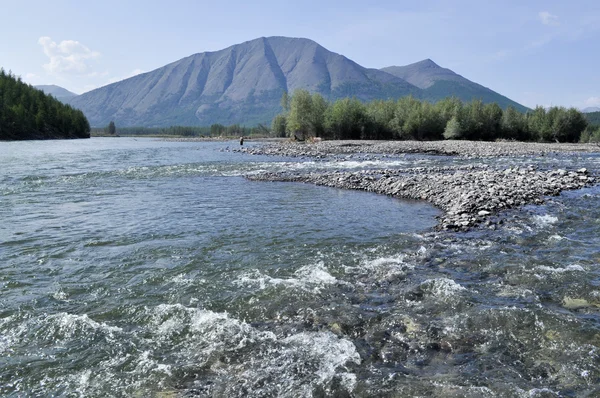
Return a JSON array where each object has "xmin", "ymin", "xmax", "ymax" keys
[{"xmin": 240, "ymin": 136, "xmax": 244, "ymax": 145}]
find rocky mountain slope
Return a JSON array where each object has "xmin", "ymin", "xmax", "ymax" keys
[
  {"xmin": 35, "ymin": 85, "xmax": 78, "ymax": 101},
  {"xmin": 381, "ymin": 59, "xmax": 527, "ymax": 112},
  {"xmin": 67, "ymin": 37, "xmax": 527, "ymax": 127}
]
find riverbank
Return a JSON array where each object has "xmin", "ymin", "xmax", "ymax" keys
[
  {"xmin": 237, "ymin": 139, "xmax": 600, "ymax": 158},
  {"xmin": 246, "ymin": 140, "xmax": 598, "ymax": 230}
]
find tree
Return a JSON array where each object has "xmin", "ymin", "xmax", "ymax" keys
[
  {"xmin": 0, "ymin": 70, "xmax": 90, "ymax": 140},
  {"xmin": 280, "ymin": 91, "xmax": 290, "ymax": 112},
  {"xmin": 365, "ymin": 100, "xmax": 395, "ymax": 139},
  {"xmin": 443, "ymin": 116, "xmax": 463, "ymax": 139},
  {"xmin": 500, "ymin": 106, "xmax": 528, "ymax": 140},
  {"xmin": 107, "ymin": 120, "xmax": 116, "ymax": 135},
  {"xmin": 286, "ymin": 89, "xmax": 314, "ymax": 140},
  {"xmin": 310, "ymin": 93, "xmax": 328, "ymax": 137},
  {"xmin": 481, "ymin": 103, "xmax": 503, "ymax": 140},
  {"xmin": 324, "ymin": 98, "xmax": 367, "ymax": 140},
  {"xmin": 271, "ymin": 114, "xmax": 287, "ymax": 137}
]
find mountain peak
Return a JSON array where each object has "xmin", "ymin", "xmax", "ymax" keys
[
  {"xmin": 416, "ymin": 58, "xmax": 440, "ymax": 68},
  {"xmin": 381, "ymin": 59, "xmax": 462, "ymax": 89},
  {"xmin": 66, "ymin": 36, "xmax": 527, "ymax": 127},
  {"xmin": 35, "ymin": 85, "xmax": 78, "ymax": 100},
  {"xmin": 68, "ymin": 36, "xmax": 417, "ymax": 127}
]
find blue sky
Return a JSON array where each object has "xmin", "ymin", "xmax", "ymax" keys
[{"xmin": 2, "ymin": 0, "xmax": 599, "ymax": 109}]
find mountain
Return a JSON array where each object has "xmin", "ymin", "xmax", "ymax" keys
[
  {"xmin": 1, "ymin": 72, "xmax": 89, "ymax": 140},
  {"xmin": 35, "ymin": 85, "xmax": 78, "ymax": 101},
  {"xmin": 585, "ymin": 111, "xmax": 600, "ymax": 127},
  {"xmin": 582, "ymin": 107, "xmax": 600, "ymax": 113},
  {"xmin": 381, "ymin": 59, "xmax": 528, "ymax": 112},
  {"xmin": 69, "ymin": 37, "xmax": 418, "ymax": 127},
  {"xmin": 68, "ymin": 37, "xmax": 528, "ymax": 127}
]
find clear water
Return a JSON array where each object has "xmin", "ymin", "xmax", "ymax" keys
[{"xmin": 1, "ymin": 138, "xmax": 600, "ymax": 397}]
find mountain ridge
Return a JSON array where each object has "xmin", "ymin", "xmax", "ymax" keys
[
  {"xmin": 35, "ymin": 85, "xmax": 78, "ymax": 101},
  {"xmin": 66, "ymin": 36, "xmax": 527, "ymax": 127},
  {"xmin": 582, "ymin": 107, "xmax": 600, "ymax": 113},
  {"xmin": 381, "ymin": 60, "xmax": 528, "ymax": 112}
]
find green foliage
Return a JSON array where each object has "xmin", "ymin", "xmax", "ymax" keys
[
  {"xmin": 501, "ymin": 106, "xmax": 529, "ymax": 140},
  {"xmin": 0, "ymin": 68, "xmax": 90, "ymax": 140},
  {"xmin": 585, "ymin": 111, "xmax": 600, "ymax": 127},
  {"xmin": 270, "ymin": 95, "xmax": 589, "ymax": 142},
  {"xmin": 524, "ymin": 106, "xmax": 588, "ymax": 142},
  {"xmin": 579, "ymin": 125, "xmax": 600, "ymax": 143},
  {"xmin": 286, "ymin": 89, "xmax": 314, "ymax": 140},
  {"xmin": 365, "ymin": 100, "xmax": 395, "ymax": 140},
  {"xmin": 443, "ymin": 116, "xmax": 463, "ymax": 139},
  {"xmin": 280, "ymin": 91, "xmax": 290, "ymax": 112},
  {"xmin": 284, "ymin": 89, "xmax": 331, "ymax": 140},
  {"xmin": 101, "ymin": 123, "xmax": 274, "ymax": 138},
  {"xmin": 106, "ymin": 121, "xmax": 116, "ymax": 135},
  {"xmin": 271, "ymin": 114, "xmax": 287, "ymax": 137},
  {"xmin": 324, "ymin": 98, "xmax": 367, "ymax": 140}
]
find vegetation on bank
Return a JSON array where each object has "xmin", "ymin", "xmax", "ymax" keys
[
  {"xmin": 272, "ymin": 89, "xmax": 589, "ymax": 143},
  {"xmin": 585, "ymin": 111, "xmax": 600, "ymax": 127},
  {"xmin": 0, "ymin": 69, "xmax": 90, "ymax": 140},
  {"xmin": 91, "ymin": 123, "xmax": 271, "ymax": 138}
]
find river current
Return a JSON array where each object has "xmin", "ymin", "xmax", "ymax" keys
[{"xmin": 1, "ymin": 138, "xmax": 600, "ymax": 397}]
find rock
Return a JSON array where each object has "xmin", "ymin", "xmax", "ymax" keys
[{"xmin": 246, "ymin": 141, "xmax": 597, "ymax": 231}]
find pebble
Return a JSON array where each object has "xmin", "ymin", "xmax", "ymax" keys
[{"xmin": 244, "ymin": 140, "xmax": 597, "ymax": 231}]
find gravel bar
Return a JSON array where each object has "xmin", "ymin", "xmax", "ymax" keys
[
  {"xmin": 245, "ymin": 140, "xmax": 599, "ymax": 231},
  {"xmin": 238, "ymin": 139, "xmax": 600, "ymax": 158}
]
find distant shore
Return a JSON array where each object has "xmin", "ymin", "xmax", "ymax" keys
[{"xmin": 245, "ymin": 140, "xmax": 599, "ymax": 231}]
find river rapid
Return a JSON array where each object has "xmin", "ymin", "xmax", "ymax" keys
[{"xmin": 1, "ymin": 138, "xmax": 600, "ymax": 397}]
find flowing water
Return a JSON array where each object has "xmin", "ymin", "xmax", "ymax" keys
[{"xmin": 1, "ymin": 138, "xmax": 600, "ymax": 397}]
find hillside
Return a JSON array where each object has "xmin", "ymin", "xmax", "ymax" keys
[
  {"xmin": 69, "ymin": 37, "xmax": 418, "ymax": 127},
  {"xmin": 381, "ymin": 59, "xmax": 528, "ymax": 112},
  {"xmin": 35, "ymin": 85, "xmax": 78, "ymax": 101},
  {"xmin": 67, "ymin": 37, "xmax": 528, "ymax": 127},
  {"xmin": 585, "ymin": 111, "xmax": 600, "ymax": 127},
  {"xmin": 0, "ymin": 70, "xmax": 90, "ymax": 140},
  {"xmin": 582, "ymin": 107, "xmax": 600, "ymax": 113}
]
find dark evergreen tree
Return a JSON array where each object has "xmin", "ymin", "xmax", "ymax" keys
[
  {"xmin": 107, "ymin": 120, "xmax": 116, "ymax": 135},
  {"xmin": 0, "ymin": 68, "xmax": 90, "ymax": 140}
]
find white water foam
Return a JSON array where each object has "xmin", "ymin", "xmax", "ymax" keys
[
  {"xmin": 535, "ymin": 264, "xmax": 585, "ymax": 273},
  {"xmin": 346, "ymin": 254, "xmax": 414, "ymax": 282},
  {"xmin": 419, "ymin": 278, "xmax": 467, "ymax": 298},
  {"xmin": 42, "ymin": 312, "xmax": 123, "ymax": 342},
  {"xmin": 235, "ymin": 262, "xmax": 341, "ymax": 293},
  {"xmin": 533, "ymin": 214, "xmax": 559, "ymax": 227},
  {"xmin": 141, "ymin": 305, "xmax": 359, "ymax": 396}
]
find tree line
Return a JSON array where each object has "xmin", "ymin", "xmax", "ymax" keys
[
  {"xmin": 0, "ymin": 69, "xmax": 90, "ymax": 140},
  {"xmin": 96, "ymin": 123, "xmax": 271, "ymax": 137},
  {"xmin": 580, "ymin": 112, "xmax": 600, "ymax": 143},
  {"xmin": 271, "ymin": 89, "xmax": 589, "ymax": 143}
]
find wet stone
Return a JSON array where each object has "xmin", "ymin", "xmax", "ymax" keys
[{"xmin": 245, "ymin": 140, "xmax": 597, "ymax": 231}]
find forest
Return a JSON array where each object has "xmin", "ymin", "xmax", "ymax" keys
[
  {"xmin": 97, "ymin": 123, "xmax": 271, "ymax": 137},
  {"xmin": 0, "ymin": 69, "xmax": 90, "ymax": 140},
  {"xmin": 272, "ymin": 90, "xmax": 591, "ymax": 143}
]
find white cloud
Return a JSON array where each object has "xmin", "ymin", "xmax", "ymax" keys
[
  {"xmin": 38, "ymin": 36, "xmax": 100, "ymax": 75},
  {"xmin": 539, "ymin": 11, "xmax": 559, "ymax": 26},
  {"xmin": 585, "ymin": 97, "xmax": 600, "ymax": 107}
]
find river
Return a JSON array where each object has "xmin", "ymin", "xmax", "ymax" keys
[{"xmin": 1, "ymin": 138, "xmax": 600, "ymax": 397}]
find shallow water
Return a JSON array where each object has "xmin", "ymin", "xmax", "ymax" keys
[{"xmin": 1, "ymin": 138, "xmax": 600, "ymax": 397}]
